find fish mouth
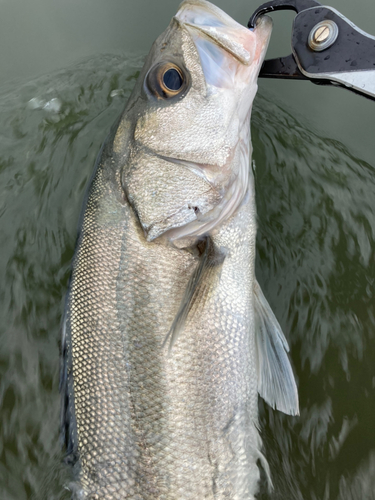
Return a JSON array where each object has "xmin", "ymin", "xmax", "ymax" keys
[{"xmin": 175, "ymin": 0, "xmax": 272, "ymax": 90}]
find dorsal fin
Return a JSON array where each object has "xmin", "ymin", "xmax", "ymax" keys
[{"xmin": 254, "ymin": 280, "xmax": 299, "ymax": 416}]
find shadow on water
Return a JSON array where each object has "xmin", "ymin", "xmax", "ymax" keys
[{"xmin": 0, "ymin": 54, "xmax": 374, "ymax": 499}]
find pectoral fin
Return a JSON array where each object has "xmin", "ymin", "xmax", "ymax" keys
[
  {"xmin": 164, "ymin": 237, "xmax": 225, "ymax": 352},
  {"xmin": 254, "ymin": 280, "xmax": 299, "ymax": 416}
]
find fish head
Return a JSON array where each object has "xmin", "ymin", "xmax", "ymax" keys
[{"xmin": 117, "ymin": 0, "xmax": 272, "ymax": 243}]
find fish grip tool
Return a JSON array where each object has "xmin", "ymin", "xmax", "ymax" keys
[{"xmin": 248, "ymin": 0, "xmax": 375, "ymax": 100}]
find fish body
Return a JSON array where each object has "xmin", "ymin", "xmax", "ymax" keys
[{"xmin": 61, "ymin": 1, "xmax": 298, "ymax": 498}]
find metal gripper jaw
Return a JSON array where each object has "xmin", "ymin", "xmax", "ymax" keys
[{"xmin": 249, "ymin": 0, "xmax": 375, "ymax": 100}]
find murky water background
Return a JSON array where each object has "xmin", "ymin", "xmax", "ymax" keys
[{"xmin": 0, "ymin": 0, "xmax": 374, "ymax": 499}]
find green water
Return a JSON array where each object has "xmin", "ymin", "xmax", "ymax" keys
[{"xmin": 0, "ymin": 1, "xmax": 374, "ymax": 499}]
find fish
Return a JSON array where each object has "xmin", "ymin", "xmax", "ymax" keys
[{"xmin": 60, "ymin": 1, "xmax": 299, "ymax": 498}]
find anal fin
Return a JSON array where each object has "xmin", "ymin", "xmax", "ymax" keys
[{"xmin": 254, "ymin": 280, "xmax": 299, "ymax": 416}]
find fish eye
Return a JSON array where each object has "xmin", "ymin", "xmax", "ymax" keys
[
  {"xmin": 163, "ymin": 68, "xmax": 183, "ymax": 91},
  {"xmin": 146, "ymin": 62, "xmax": 189, "ymax": 99}
]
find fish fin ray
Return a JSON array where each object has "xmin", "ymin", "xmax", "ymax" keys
[
  {"xmin": 164, "ymin": 237, "xmax": 225, "ymax": 351},
  {"xmin": 254, "ymin": 280, "xmax": 299, "ymax": 416},
  {"xmin": 255, "ymin": 447, "xmax": 273, "ymax": 492}
]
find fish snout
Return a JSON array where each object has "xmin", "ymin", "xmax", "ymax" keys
[{"xmin": 175, "ymin": 0, "xmax": 272, "ymax": 89}]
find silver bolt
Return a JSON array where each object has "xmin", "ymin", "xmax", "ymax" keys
[
  {"xmin": 313, "ymin": 26, "xmax": 330, "ymax": 43},
  {"xmin": 308, "ymin": 20, "xmax": 339, "ymax": 52}
]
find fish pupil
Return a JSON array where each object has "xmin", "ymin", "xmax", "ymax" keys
[{"xmin": 163, "ymin": 68, "xmax": 183, "ymax": 91}]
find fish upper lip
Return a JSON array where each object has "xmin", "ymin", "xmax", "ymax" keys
[
  {"xmin": 178, "ymin": 20, "xmax": 252, "ymax": 65},
  {"xmin": 174, "ymin": 0, "xmax": 259, "ymax": 66},
  {"xmin": 174, "ymin": 0, "xmax": 273, "ymax": 72}
]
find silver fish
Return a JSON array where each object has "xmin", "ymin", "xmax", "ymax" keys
[{"xmin": 60, "ymin": 1, "xmax": 299, "ymax": 498}]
